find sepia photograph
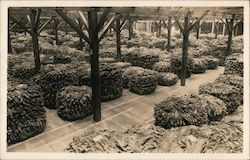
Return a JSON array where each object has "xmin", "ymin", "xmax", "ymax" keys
[{"xmin": 0, "ymin": 0, "xmax": 249, "ymax": 160}]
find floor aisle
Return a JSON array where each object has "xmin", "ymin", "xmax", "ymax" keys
[{"xmin": 7, "ymin": 67, "xmax": 224, "ymax": 152}]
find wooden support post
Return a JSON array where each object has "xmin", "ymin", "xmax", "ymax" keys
[
  {"xmin": 128, "ymin": 19, "xmax": 133, "ymax": 40},
  {"xmin": 167, "ymin": 17, "xmax": 172, "ymax": 52},
  {"xmin": 211, "ymin": 21, "xmax": 215, "ymax": 34},
  {"xmin": 175, "ymin": 10, "xmax": 209, "ymax": 86},
  {"xmin": 226, "ymin": 14, "xmax": 235, "ymax": 56},
  {"xmin": 158, "ymin": 20, "xmax": 162, "ymax": 37},
  {"xmin": 53, "ymin": 18, "xmax": 59, "ymax": 45},
  {"xmin": 181, "ymin": 16, "xmax": 190, "ymax": 86},
  {"xmin": 222, "ymin": 22, "xmax": 225, "ymax": 36},
  {"xmin": 215, "ymin": 21, "xmax": 219, "ymax": 39},
  {"xmin": 88, "ymin": 9, "xmax": 101, "ymax": 122},
  {"xmin": 30, "ymin": 9, "xmax": 41, "ymax": 72},
  {"xmin": 77, "ymin": 18, "xmax": 84, "ymax": 51},
  {"xmin": 115, "ymin": 15, "xmax": 121, "ymax": 61},
  {"xmin": 196, "ymin": 20, "xmax": 200, "ymax": 39},
  {"xmin": 8, "ymin": 13, "xmax": 12, "ymax": 53}
]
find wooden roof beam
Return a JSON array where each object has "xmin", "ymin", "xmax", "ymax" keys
[
  {"xmin": 55, "ymin": 9, "xmax": 90, "ymax": 44},
  {"xmin": 10, "ymin": 15, "xmax": 32, "ymax": 35}
]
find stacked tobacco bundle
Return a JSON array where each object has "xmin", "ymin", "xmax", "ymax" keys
[
  {"xmin": 99, "ymin": 47, "xmax": 116, "ymax": 58},
  {"xmin": 121, "ymin": 47, "xmax": 160, "ymax": 69},
  {"xmin": 200, "ymin": 55, "xmax": 219, "ymax": 69},
  {"xmin": 11, "ymin": 62, "xmax": 37, "ymax": 79},
  {"xmin": 56, "ymin": 86, "xmax": 92, "ymax": 121},
  {"xmin": 191, "ymin": 58, "xmax": 207, "ymax": 74},
  {"xmin": 224, "ymin": 53, "xmax": 243, "ymax": 77},
  {"xmin": 157, "ymin": 72, "xmax": 178, "ymax": 86},
  {"xmin": 199, "ymin": 82, "xmax": 241, "ymax": 114},
  {"xmin": 123, "ymin": 66, "xmax": 158, "ymax": 95},
  {"xmin": 122, "ymin": 66, "xmax": 145, "ymax": 88},
  {"xmin": 154, "ymin": 95, "xmax": 209, "ymax": 129},
  {"xmin": 7, "ymin": 80, "xmax": 46, "ymax": 145},
  {"xmin": 170, "ymin": 54, "xmax": 193, "ymax": 78},
  {"xmin": 152, "ymin": 61, "xmax": 171, "ymax": 73},
  {"xmin": 215, "ymin": 74, "xmax": 243, "ymax": 104},
  {"xmin": 36, "ymin": 64, "xmax": 78, "ymax": 108},
  {"xmin": 154, "ymin": 93, "xmax": 229, "ymax": 129},
  {"xmin": 99, "ymin": 63, "xmax": 123, "ymax": 101}
]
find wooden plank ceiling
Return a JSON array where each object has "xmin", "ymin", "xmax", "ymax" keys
[{"xmin": 9, "ymin": 7, "xmax": 243, "ymax": 21}]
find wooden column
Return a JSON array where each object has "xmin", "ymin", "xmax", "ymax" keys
[
  {"xmin": 53, "ymin": 18, "xmax": 59, "ymax": 45},
  {"xmin": 175, "ymin": 10, "xmax": 209, "ymax": 86},
  {"xmin": 128, "ymin": 19, "xmax": 133, "ymax": 40},
  {"xmin": 8, "ymin": 14, "xmax": 12, "ymax": 53},
  {"xmin": 180, "ymin": 16, "xmax": 190, "ymax": 86},
  {"xmin": 222, "ymin": 22, "xmax": 225, "ymax": 36},
  {"xmin": 88, "ymin": 9, "xmax": 101, "ymax": 122},
  {"xmin": 158, "ymin": 20, "xmax": 162, "ymax": 37},
  {"xmin": 167, "ymin": 17, "xmax": 172, "ymax": 52},
  {"xmin": 226, "ymin": 14, "xmax": 235, "ymax": 56},
  {"xmin": 115, "ymin": 15, "xmax": 121, "ymax": 60},
  {"xmin": 211, "ymin": 21, "xmax": 215, "ymax": 34},
  {"xmin": 77, "ymin": 18, "xmax": 84, "ymax": 51},
  {"xmin": 30, "ymin": 9, "xmax": 41, "ymax": 72},
  {"xmin": 196, "ymin": 20, "xmax": 200, "ymax": 39},
  {"xmin": 215, "ymin": 21, "xmax": 219, "ymax": 39}
]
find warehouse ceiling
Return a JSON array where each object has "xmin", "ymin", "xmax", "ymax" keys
[{"xmin": 9, "ymin": 7, "xmax": 243, "ymax": 21}]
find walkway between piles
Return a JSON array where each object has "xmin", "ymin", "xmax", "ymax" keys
[{"xmin": 7, "ymin": 67, "xmax": 224, "ymax": 152}]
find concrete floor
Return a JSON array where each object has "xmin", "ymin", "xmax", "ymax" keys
[{"xmin": 7, "ymin": 67, "xmax": 224, "ymax": 152}]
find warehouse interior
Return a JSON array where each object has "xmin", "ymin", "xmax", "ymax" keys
[{"xmin": 7, "ymin": 7, "xmax": 244, "ymax": 153}]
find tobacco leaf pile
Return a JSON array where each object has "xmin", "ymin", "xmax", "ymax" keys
[
  {"xmin": 191, "ymin": 58, "xmax": 207, "ymax": 74},
  {"xmin": 7, "ymin": 80, "xmax": 46, "ymax": 145},
  {"xmin": 121, "ymin": 47, "xmax": 160, "ymax": 69},
  {"xmin": 170, "ymin": 54, "xmax": 193, "ymax": 79},
  {"xmin": 199, "ymin": 82, "xmax": 241, "ymax": 114},
  {"xmin": 99, "ymin": 63, "xmax": 123, "ymax": 101},
  {"xmin": 154, "ymin": 95, "xmax": 209, "ymax": 129},
  {"xmin": 215, "ymin": 74, "xmax": 243, "ymax": 104},
  {"xmin": 152, "ymin": 61, "xmax": 171, "ymax": 73},
  {"xmin": 123, "ymin": 67, "xmax": 158, "ymax": 95},
  {"xmin": 200, "ymin": 55, "xmax": 219, "ymax": 69},
  {"xmin": 35, "ymin": 64, "xmax": 79, "ymax": 108},
  {"xmin": 224, "ymin": 53, "xmax": 243, "ymax": 77},
  {"xmin": 158, "ymin": 72, "xmax": 178, "ymax": 86},
  {"xmin": 56, "ymin": 85, "xmax": 92, "ymax": 121},
  {"xmin": 65, "ymin": 106, "xmax": 243, "ymax": 153},
  {"xmin": 11, "ymin": 62, "xmax": 37, "ymax": 80}
]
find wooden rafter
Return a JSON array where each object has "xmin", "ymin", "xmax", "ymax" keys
[
  {"xmin": 98, "ymin": 14, "xmax": 118, "ymax": 42},
  {"xmin": 55, "ymin": 9, "xmax": 90, "ymax": 44},
  {"xmin": 10, "ymin": 15, "xmax": 32, "ymax": 35},
  {"xmin": 38, "ymin": 17, "xmax": 53, "ymax": 33},
  {"xmin": 96, "ymin": 8, "xmax": 111, "ymax": 33},
  {"xmin": 78, "ymin": 11, "xmax": 89, "ymax": 31}
]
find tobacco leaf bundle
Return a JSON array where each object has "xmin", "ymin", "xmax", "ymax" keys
[
  {"xmin": 190, "ymin": 94, "xmax": 227, "ymax": 121},
  {"xmin": 11, "ymin": 62, "xmax": 37, "ymax": 80},
  {"xmin": 121, "ymin": 47, "xmax": 160, "ymax": 69},
  {"xmin": 154, "ymin": 95, "xmax": 208, "ymax": 129},
  {"xmin": 215, "ymin": 74, "xmax": 243, "ymax": 104},
  {"xmin": 224, "ymin": 53, "xmax": 243, "ymax": 77},
  {"xmin": 36, "ymin": 64, "xmax": 79, "ymax": 108},
  {"xmin": 123, "ymin": 67, "xmax": 158, "ymax": 95},
  {"xmin": 199, "ymin": 82, "xmax": 241, "ymax": 114},
  {"xmin": 7, "ymin": 80, "xmax": 46, "ymax": 145},
  {"xmin": 191, "ymin": 58, "xmax": 207, "ymax": 74},
  {"xmin": 99, "ymin": 63, "xmax": 123, "ymax": 101},
  {"xmin": 56, "ymin": 85, "xmax": 92, "ymax": 121},
  {"xmin": 152, "ymin": 61, "xmax": 171, "ymax": 73},
  {"xmin": 200, "ymin": 55, "xmax": 219, "ymax": 69},
  {"xmin": 170, "ymin": 54, "xmax": 193, "ymax": 79},
  {"xmin": 158, "ymin": 72, "xmax": 178, "ymax": 86}
]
